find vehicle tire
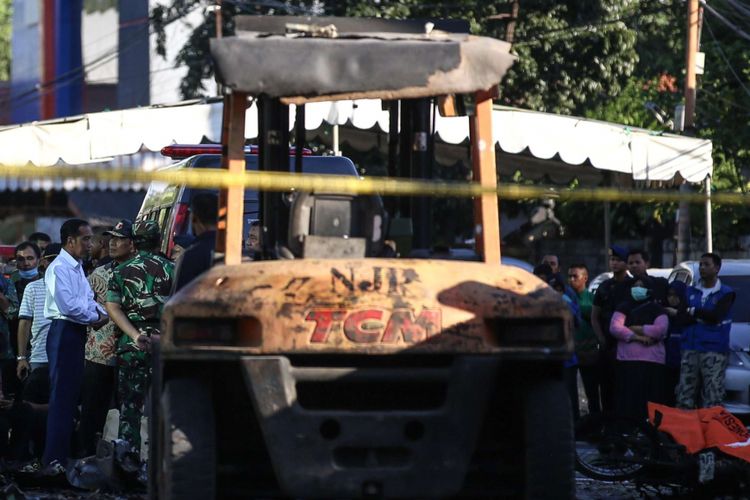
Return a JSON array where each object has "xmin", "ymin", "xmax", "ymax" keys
[
  {"xmin": 574, "ymin": 413, "xmax": 657, "ymax": 482},
  {"xmin": 524, "ymin": 376, "xmax": 574, "ymax": 500},
  {"xmin": 158, "ymin": 377, "xmax": 216, "ymax": 500}
]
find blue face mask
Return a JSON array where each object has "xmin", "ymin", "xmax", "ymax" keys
[
  {"xmin": 18, "ymin": 267, "xmax": 38, "ymax": 280},
  {"xmin": 631, "ymin": 286, "xmax": 649, "ymax": 301}
]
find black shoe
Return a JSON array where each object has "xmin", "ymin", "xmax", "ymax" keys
[{"xmin": 38, "ymin": 459, "xmax": 66, "ymax": 477}]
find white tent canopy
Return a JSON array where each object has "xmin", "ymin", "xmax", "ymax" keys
[{"xmin": 0, "ymin": 98, "xmax": 713, "ymax": 191}]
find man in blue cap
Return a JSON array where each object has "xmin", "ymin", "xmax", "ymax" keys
[{"xmin": 590, "ymin": 244, "xmax": 631, "ymax": 414}]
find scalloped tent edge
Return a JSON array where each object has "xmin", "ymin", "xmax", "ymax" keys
[{"xmin": 0, "ymin": 98, "xmax": 712, "ymax": 192}]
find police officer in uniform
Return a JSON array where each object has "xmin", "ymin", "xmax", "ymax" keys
[{"xmin": 105, "ymin": 220, "xmax": 174, "ymax": 452}]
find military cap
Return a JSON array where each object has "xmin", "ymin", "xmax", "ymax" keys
[
  {"xmin": 104, "ymin": 219, "xmax": 134, "ymax": 238},
  {"xmin": 133, "ymin": 220, "xmax": 161, "ymax": 240}
]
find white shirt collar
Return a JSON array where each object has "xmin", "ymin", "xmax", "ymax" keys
[
  {"xmin": 697, "ymin": 278, "xmax": 721, "ymax": 295},
  {"xmin": 59, "ymin": 247, "xmax": 81, "ymax": 268}
]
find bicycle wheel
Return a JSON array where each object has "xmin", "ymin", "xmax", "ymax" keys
[{"xmin": 575, "ymin": 413, "xmax": 658, "ymax": 481}]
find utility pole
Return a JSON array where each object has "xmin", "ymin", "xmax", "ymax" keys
[
  {"xmin": 215, "ymin": 1, "xmax": 223, "ymax": 95},
  {"xmin": 215, "ymin": 0, "xmax": 222, "ymax": 38},
  {"xmin": 677, "ymin": 0, "xmax": 700, "ymax": 263}
]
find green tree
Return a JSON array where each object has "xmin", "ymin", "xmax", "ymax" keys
[
  {"xmin": 579, "ymin": 1, "xmax": 750, "ymax": 250},
  {"xmin": 151, "ymin": 0, "xmax": 750, "ymax": 252},
  {"xmin": 501, "ymin": 0, "xmax": 639, "ymax": 115},
  {"xmin": 0, "ymin": 0, "xmax": 11, "ymax": 81}
]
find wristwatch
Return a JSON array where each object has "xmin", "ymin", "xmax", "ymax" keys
[{"xmin": 16, "ymin": 355, "xmax": 27, "ymax": 361}]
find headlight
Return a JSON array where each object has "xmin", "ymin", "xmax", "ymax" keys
[
  {"xmin": 486, "ymin": 319, "xmax": 565, "ymax": 348},
  {"xmin": 173, "ymin": 317, "xmax": 262, "ymax": 347}
]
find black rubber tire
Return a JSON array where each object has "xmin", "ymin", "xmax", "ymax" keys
[
  {"xmin": 158, "ymin": 377, "xmax": 216, "ymax": 500},
  {"xmin": 574, "ymin": 413, "xmax": 657, "ymax": 482},
  {"xmin": 524, "ymin": 377, "xmax": 575, "ymax": 500}
]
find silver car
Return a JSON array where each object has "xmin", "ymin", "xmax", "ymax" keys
[{"xmin": 669, "ymin": 260, "xmax": 750, "ymax": 416}]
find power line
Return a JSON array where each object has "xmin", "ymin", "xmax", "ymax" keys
[
  {"xmin": 700, "ymin": 0, "xmax": 750, "ymax": 43},
  {"xmin": 512, "ymin": 3, "xmax": 669, "ymax": 46},
  {"xmin": 703, "ymin": 18, "xmax": 750, "ymax": 100},
  {"xmin": 221, "ymin": 0, "xmax": 314, "ymax": 15},
  {"xmin": 698, "ymin": 87, "xmax": 750, "ymax": 113},
  {"xmin": 723, "ymin": 0, "xmax": 750, "ymax": 19}
]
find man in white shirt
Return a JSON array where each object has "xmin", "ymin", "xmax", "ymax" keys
[{"xmin": 42, "ymin": 220, "xmax": 107, "ymax": 474}]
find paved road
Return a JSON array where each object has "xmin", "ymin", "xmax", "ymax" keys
[
  {"xmin": 575, "ymin": 473, "xmax": 643, "ymax": 499},
  {"xmin": 0, "ymin": 478, "xmax": 655, "ymax": 500}
]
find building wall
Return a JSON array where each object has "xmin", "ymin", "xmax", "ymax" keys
[
  {"xmin": 10, "ymin": 0, "xmax": 42, "ymax": 122},
  {"xmin": 118, "ymin": 0, "xmax": 149, "ymax": 108},
  {"xmin": 149, "ymin": 0, "xmax": 216, "ymax": 104},
  {"xmin": 9, "ymin": 0, "xmax": 215, "ymax": 125},
  {"xmin": 82, "ymin": 4, "xmax": 118, "ymax": 84}
]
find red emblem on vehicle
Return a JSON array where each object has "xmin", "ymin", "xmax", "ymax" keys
[{"xmin": 305, "ymin": 308, "xmax": 442, "ymax": 344}]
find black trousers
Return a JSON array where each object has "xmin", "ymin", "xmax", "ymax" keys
[
  {"xmin": 615, "ymin": 360, "xmax": 667, "ymax": 421},
  {"xmin": 565, "ymin": 365, "xmax": 579, "ymax": 420},
  {"xmin": 579, "ymin": 363, "xmax": 602, "ymax": 416},
  {"xmin": 599, "ymin": 348, "xmax": 617, "ymax": 413},
  {"xmin": 78, "ymin": 360, "xmax": 116, "ymax": 457}
]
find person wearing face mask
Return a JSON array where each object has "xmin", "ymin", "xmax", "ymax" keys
[
  {"xmin": 10, "ymin": 243, "xmax": 61, "ymax": 467},
  {"xmin": 11, "ymin": 242, "xmax": 42, "ymax": 298},
  {"xmin": 609, "ymin": 277, "xmax": 668, "ymax": 420},
  {"xmin": 591, "ymin": 245, "xmax": 631, "ymax": 414},
  {"xmin": 4, "ymin": 242, "xmax": 40, "ymax": 400},
  {"xmin": 16, "ymin": 244, "xmax": 61, "ymax": 380}
]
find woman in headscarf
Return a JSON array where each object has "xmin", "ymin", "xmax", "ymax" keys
[{"xmin": 609, "ymin": 276, "xmax": 668, "ymax": 420}]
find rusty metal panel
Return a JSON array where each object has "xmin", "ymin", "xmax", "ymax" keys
[
  {"xmin": 210, "ymin": 31, "xmax": 514, "ymax": 102},
  {"xmin": 162, "ymin": 259, "xmax": 572, "ymax": 355}
]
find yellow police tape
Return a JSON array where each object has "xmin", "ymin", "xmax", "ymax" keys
[{"xmin": 0, "ymin": 164, "xmax": 743, "ymax": 204}]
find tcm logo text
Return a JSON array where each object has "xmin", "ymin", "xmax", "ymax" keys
[{"xmin": 305, "ymin": 308, "xmax": 441, "ymax": 344}]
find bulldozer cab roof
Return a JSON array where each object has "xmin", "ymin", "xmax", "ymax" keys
[{"xmin": 210, "ymin": 16, "xmax": 515, "ymax": 103}]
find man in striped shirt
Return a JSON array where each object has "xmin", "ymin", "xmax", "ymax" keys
[
  {"xmin": 6, "ymin": 244, "xmax": 62, "ymax": 465},
  {"xmin": 17, "ymin": 244, "xmax": 61, "ymax": 379}
]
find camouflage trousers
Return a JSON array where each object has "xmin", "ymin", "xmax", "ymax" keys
[
  {"xmin": 117, "ymin": 337, "xmax": 152, "ymax": 451},
  {"xmin": 675, "ymin": 350, "xmax": 728, "ymax": 409}
]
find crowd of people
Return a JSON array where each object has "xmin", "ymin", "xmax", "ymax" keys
[
  {"xmin": 535, "ymin": 246, "xmax": 736, "ymax": 422},
  {"xmin": 0, "ymin": 196, "xmax": 738, "ymax": 482},
  {"xmin": 0, "ymin": 193, "xmax": 220, "ymax": 478}
]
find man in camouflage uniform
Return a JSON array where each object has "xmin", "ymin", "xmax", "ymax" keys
[
  {"xmin": 79, "ymin": 219, "xmax": 136, "ymax": 456},
  {"xmin": 105, "ymin": 220, "xmax": 173, "ymax": 452}
]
